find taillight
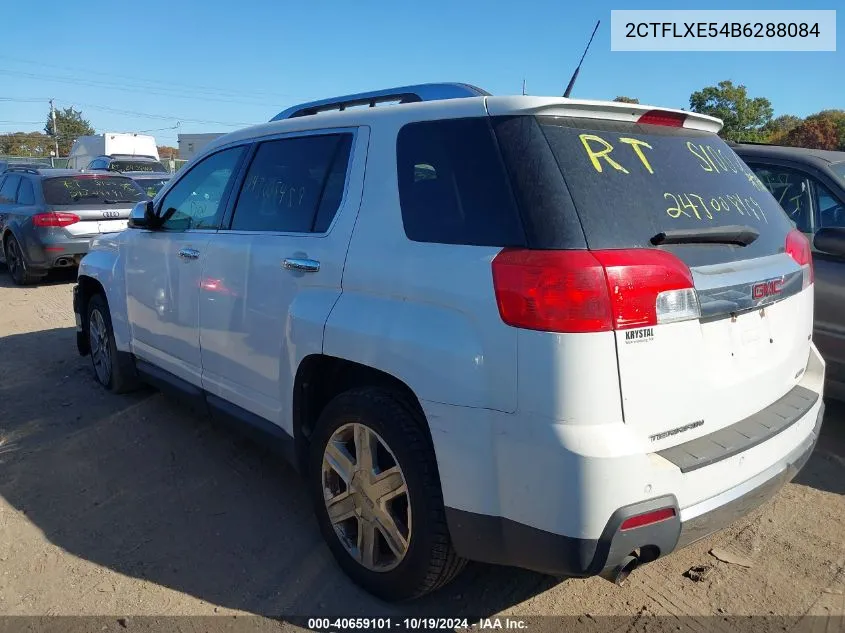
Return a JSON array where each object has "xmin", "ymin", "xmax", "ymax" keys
[
  {"xmin": 32, "ymin": 212, "xmax": 80, "ymax": 227},
  {"xmin": 620, "ymin": 507, "xmax": 676, "ymax": 531},
  {"xmin": 491, "ymin": 248, "xmax": 700, "ymax": 334},
  {"xmin": 594, "ymin": 249, "xmax": 700, "ymax": 329},
  {"xmin": 785, "ymin": 228, "xmax": 814, "ymax": 287},
  {"xmin": 637, "ymin": 110, "xmax": 686, "ymax": 128}
]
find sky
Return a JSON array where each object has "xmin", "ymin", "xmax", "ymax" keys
[{"xmin": 1, "ymin": 0, "xmax": 841, "ymax": 149}]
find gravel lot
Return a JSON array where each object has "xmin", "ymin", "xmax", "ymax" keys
[{"xmin": 0, "ymin": 270, "xmax": 843, "ymax": 631}]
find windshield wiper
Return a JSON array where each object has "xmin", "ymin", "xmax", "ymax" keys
[
  {"xmin": 650, "ymin": 225, "xmax": 760, "ymax": 247},
  {"xmin": 104, "ymin": 199, "xmax": 136, "ymax": 203}
]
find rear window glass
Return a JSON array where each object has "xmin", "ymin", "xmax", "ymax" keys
[
  {"xmin": 832, "ymin": 161, "xmax": 845, "ymax": 184},
  {"xmin": 497, "ymin": 116, "xmax": 793, "ymax": 266},
  {"xmin": 109, "ymin": 160, "xmax": 166, "ymax": 173},
  {"xmin": 135, "ymin": 177, "xmax": 170, "ymax": 198},
  {"xmin": 396, "ymin": 118, "xmax": 526, "ymax": 247},
  {"xmin": 43, "ymin": 176, "xmax": 147, "ymax": 205}
]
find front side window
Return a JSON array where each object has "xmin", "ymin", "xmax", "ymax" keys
[
  {"xmin": 748, "ymin": 164, "xmax": 812, "ymax": 233},
  {"xmin": 230, "ymin": 134, "xmax": 352, "ymax": 233},
  {"xmin": 814, "ymin": 181, "xmax": 845, "ymax": 229},
  {"xmin": 158, "ymin": 146, "xmax": 245, "ymax": 231},
  {"xmin": 16, "ymin": 179, "xmax": 35, "ymax": 205}
]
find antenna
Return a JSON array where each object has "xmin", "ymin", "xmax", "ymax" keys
[
  {"xmin": 563, "ymin": 20, "xmax": 600, "ymax": 98},
  {"xmin": 522, "ymin": 78, "xmax": 526, "ymax": 96}
]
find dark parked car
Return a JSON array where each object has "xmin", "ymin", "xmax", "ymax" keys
[
  {"xmin": 85, "ymin": 155, "xmax": 172, "ymax": 199},
  {"xmin": 85, "ymin": 154, "xmax": 168, "ymax": 173},
  {"xmin": 0, "ymin": 167, "xmax": 147, "ymax": 284},
  {"xmin": 733, "ymin": 143, "xmax": 845, "ymax": 399}
]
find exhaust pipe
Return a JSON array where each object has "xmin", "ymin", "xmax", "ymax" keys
[
  {"xmin": 602, "ymin": 554, "xmax": 639, "ymax": 586},
  {"xmin": 54, "ymin": 257, "xmax": 70, "ymax": 267}
]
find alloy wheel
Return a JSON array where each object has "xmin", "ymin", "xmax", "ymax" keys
[
  {"xmin": 88, "ymin": 308, "xmax": 112, "ymax": 386},
  {"xmin": 6, "ymin": 239, "xmax": 21, "ymax": 279},
  {"xmin": 321, "ymin": 422, "xmax": 411, "ymax": 572}
]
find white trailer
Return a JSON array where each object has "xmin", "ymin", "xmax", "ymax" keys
[{"xmin": 67, "ymin": 133, "xmax": 159, "ymax": 171}]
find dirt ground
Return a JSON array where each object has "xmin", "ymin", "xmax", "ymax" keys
[{"xmin": 0, "ymin": 270, "xmax": 843, "ymax": 631}]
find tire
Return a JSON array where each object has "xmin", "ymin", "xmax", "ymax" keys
[
  {"xmin": 86, "ymin": 294, "xmax": 139, "ymax": 394},
  {"xmin": 4, "ymin": 234, "xmax": 44, "ymax": 285},
  {"xmin": 309, "ymin": 387, "xmax": 466, "ymax": 601}
]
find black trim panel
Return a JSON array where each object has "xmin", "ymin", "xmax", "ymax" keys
[
  {"xmin": 445, "ymin": 495, "xmax": 680, "ymax": 578},
  {"xmin": 657, "ymin": 385, "xmax": 819, "ymax": 473}
]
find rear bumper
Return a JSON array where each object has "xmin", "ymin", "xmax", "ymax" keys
[
  {"xmin": 446, "ymin": 400, "xmax": 824, "ymax": 578},
  {"xmin": 25, "ymin": 232, "xmax": 92, "ymax": 270}
]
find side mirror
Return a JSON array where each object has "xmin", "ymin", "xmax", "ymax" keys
[
  {"xmin": 813, "ymin": 227, "xmax": 845, "ymax": 258},
  {"xmin": 127, "ymin": 200, "xmax": 155, "ymax": 229}
]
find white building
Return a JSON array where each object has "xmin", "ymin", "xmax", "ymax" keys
[{"xmin": 178, "ymin": 133, "xmax": 225, "ymax": 160}]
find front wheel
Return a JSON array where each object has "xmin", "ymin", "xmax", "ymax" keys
[
  {"xmin": 87, "ymin": 294, "xmax": 138, "ymax": 394},
  {"xmin": 309, "ymin": 388, "xmax": 466, "ymax": 601}
]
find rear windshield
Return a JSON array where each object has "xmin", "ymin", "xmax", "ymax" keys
[
  {"xmin": 109, "ymin": 160, "xmax": 167, "ymax": 173},
  {"xmin": 493, "ymin": 116, "xmax": 794, "ymax": 266},
  {"xmin": 43, "ymin": 176, "xmax": 147, "ymax": 205},
  {"xmin": 135, "ymin": 177, "xmax": 170, "ymax": 198}
]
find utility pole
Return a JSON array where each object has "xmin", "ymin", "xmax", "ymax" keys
[{"xmin": 49, "ymin": 99, "xmax": 59, "ymax": 160}]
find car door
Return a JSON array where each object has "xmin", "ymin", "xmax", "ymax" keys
[
  {"xmin": 808, "ymin": 178, "xmax": 845, "ymax": 393},
  {"xmin": 198, "ymin": 129, "xmax": 365, "ymax": 432},
  {"xmin": 0, "ymin": 175, "xmax": 22, "ymax": 257},
  {"xmin": 124, "ymin": 145, "xmax": 247, "ymax": 386}
]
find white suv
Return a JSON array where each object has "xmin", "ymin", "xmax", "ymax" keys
[{"xmin": 73, "ymin": 83, "xmax": 826, "ymax": 601}]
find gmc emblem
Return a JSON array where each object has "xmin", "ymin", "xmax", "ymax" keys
[
  {"xmin": 102, "ymin": 210, "xmax": 120, "ymax": 218},
  {"xmin": 752, "ymin": 279, "xmax": 784, "ymax": 299}
]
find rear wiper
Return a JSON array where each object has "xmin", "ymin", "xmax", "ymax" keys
[
  {"xmin": 103, "ymin": 199, "xmax": 135, "ymax": 204},
  {"xmin": 650, "ymin": 225, "xmax": 760, "ymax": 247}
]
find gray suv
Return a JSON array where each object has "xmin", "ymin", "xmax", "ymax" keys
[
  {"xmin": 0, "ymin": 167, "xmax": 147, "ymax": 285},
  {"xmin": 733, "ymin": 143, "xmax": 845, "ymax": 400}
]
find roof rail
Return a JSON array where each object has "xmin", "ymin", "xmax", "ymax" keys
[
  {"xmin": 271, "ymin": 83, "xmax": 490, "ymax": 121},
  {"xmin": 3, "ymin": 166, "xmax": 41, "ymax": 174}
]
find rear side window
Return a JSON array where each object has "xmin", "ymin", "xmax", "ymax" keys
[
  {"xmin": 42, "ymin": 176, "xmax": 147, "ymax": 205},
  {"xmin": 511, "ymin": 116, "xmax": 793, "ymax": 266},
  {"xmin": 396, "ymin": 118, "xmax": 526, "ymax": 247},
  {"xmin": 0, "ymin": 175, "xmax": 19, "ymax": 204},
  {"xmin": 230, "ymin": 133, "xmax": 352, "ymax": 233},
  {"xmin": 16, "ymin": 179, "xmax": 35, "ymax": 205}
]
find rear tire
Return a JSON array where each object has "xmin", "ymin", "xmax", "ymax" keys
[
  {"xmin": 309, "ymin": 387, "xmax": 466, "ymax": 601},
  {"xmin": 4, "ymin": 235, "xmax": 44, "ymax": 285},
  {"xmin": 87, "ymin": 294, "xmax": 139, "ymax": 394}
]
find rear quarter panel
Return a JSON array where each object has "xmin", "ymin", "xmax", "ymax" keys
[{"xmin": 323, "ymin": 110, "xmax": 518, "ymax": 412}]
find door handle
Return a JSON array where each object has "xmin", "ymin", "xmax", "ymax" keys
[
  {"xmin": 178, "ymin": 248, "xmax": 200, "ymax": 260},
  {"xmin": 283, "ymin": 258, "xmax": 320, "ymax": 273}
]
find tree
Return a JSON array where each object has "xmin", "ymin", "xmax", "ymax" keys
[
  {"xmin": 45, "ymin": 106, "xmax": 94, "ymax": 156},
  {"xmin": 689, "ymin": 81, "xmax": 773, "ymax": 142},
  {"xmin": 784, "ymin": 116, "xmax": 841, "ymax": 151},
  {"xmin": 0, "ymin": 132, "xmax": 56, "ymax": 157},
  {"xmin": 763, "ymin": 114, "xmax": 803, "ymax": 144},
  {"xmin": 157, "ymin": 145, "xmax": 179, "ymax": 159},
  {"xmin": 613, "ymin": 96, "xmax": 639, "ymax": 104}
]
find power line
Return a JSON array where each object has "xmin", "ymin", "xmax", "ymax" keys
[
  {"xmin": 55, "ymin": 99, "xmax": 257, "ymax": 127},
  {"xmin": 0, "ymin": 68, "xmax": 280, "ymax": 107},
  {"xmin": 0, "ymin": 54, "xmax": 293, "ymax": 101}
]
